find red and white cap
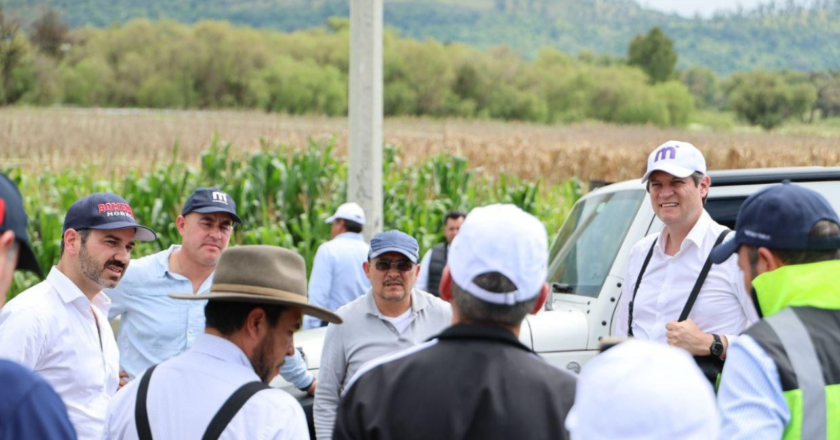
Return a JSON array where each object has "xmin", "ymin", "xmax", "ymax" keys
[
  {"xmin": 641, "ymin": 140, "xmax": 707, "ymax": 183},
  {"xmin": 326, "ymin": 202, "xmax": 366, "ymax": 225},
  {"xmin": 448, "ymin": 204, "xmax": 548, "ymax": 306}
]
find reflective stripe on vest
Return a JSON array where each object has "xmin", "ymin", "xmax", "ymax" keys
[{"xmin": 766, "ymin": 308, "xmax": 827, "ymax": 440}]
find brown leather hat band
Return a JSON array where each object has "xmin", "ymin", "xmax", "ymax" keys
[{"xmin": 211, "ymin": 283, "xmax": 305, "ymax": 302}]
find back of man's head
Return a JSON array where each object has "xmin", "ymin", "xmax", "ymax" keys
[
  {"xmin": 0, "ymin": 173, "xmax": 41, "ymax": 305},
  {"xmin": 441, "ymin": 204, "xmax": 548, "ymax": 327},
  {"xmin": 566, "ymin": 339, "xmax": 719, "ymax": 440}
]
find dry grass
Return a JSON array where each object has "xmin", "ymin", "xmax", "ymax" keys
[{"xmin": 3, "ymin": 107, "xmax": 840, "ymax": 183}]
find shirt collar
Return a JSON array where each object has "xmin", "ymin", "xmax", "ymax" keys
[
  {"xmin": 335, "ymin": 232, "xmax": 365, "ymax": 241},
  {"xmin": 658, "ymin": 210, "xmax": 712, "ymax": 254},
  {"xmin": 189, "ymin": 334, "xmax": 257, "ymax": 377},
  {"xmin": 433, "ymin": 323, "xmax": 533, "ymax": 353},
  {"xmin": 47, "ymin": 266, "xmax": 111, "ymax": 314},
  {"xmin": 364, "ymin": 288, "xmax": 428, "ymax": 317},
  {"xmin": 155, "ymin": 245, "xmax": 181, "ymax": 278}
]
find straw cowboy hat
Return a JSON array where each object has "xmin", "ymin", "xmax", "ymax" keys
[{"xmin": 170, "ymin": 245, "xmax": 342, "ymax": 324}]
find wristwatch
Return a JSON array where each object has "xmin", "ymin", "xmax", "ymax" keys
[{"xmin": 710, "ymin": 334, "xmax": 724, "ymax": 358}]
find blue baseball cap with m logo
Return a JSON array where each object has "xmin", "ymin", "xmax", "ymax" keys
[{"xmin": 641, "ymin": 140, "xmax": 707, "ymax": 183}]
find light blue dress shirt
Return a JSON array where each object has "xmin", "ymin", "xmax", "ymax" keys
[
  {"xmin": 303, "ymin": 233, "xmax": 371, "ymax": 330},
  {"xmin": 718, "ymin": 334, "xmax": 790, "ymax": 439},
  {"xmin": 108, "ymin": 245, "xmax": 313, "ymax": 389}
]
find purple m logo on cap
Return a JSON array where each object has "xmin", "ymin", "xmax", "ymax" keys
[{"xmin": 654, "ymin": 146, "xmax": 677, "ymax": 162}]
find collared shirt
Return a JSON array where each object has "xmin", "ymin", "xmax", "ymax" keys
[
  {"xmin": 415, "ymin": 249, "xmax": 433, "ymax": 292},
  {"xmin": 0, "ymin": 359, "xmax": 77, "ymax": 439},
  {"xmin": 718, "ymin": 334, "xmax": 790, "ymax": 439},
  {"xmin": 313, "ymin": 288, "xmax": 452, "ymax": 440},
  {"xmin": 334, "ymin": 323, "xmax": 576, "ymax": 440},
  {"xmin": 106, "ymin": 245, "xmax": 213, "ymax": 379},
  {"xmin": 0, "ymin": 267, "xmax": 120, "ymax": 440},
  {"xmin": 615, "ymin": 211, "xmax": 758, "ymax": 344},
  {"xmin": 303, "ymin": 232, "xmax": 370, "ymax": 330},
  {"xmin": 108, "ymin": 245, "xmax": 313, "ymax": 389},
  {"xmin": 103, "ymin": 334, "xmax": 308, "ymax": 440}
]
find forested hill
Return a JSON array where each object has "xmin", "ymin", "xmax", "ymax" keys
[{"xmin": 4, "ymin": 0, "xmax": 840, "ymax": 74}]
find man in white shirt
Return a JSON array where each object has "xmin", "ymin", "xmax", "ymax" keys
[
  {"xmin": 614, "ymin": 141, "xmax": 758, "ymax": 382},
  {"xmin": 314, "ymin": 230, "xmax": 452, "ymax": 440},
  {"xmin": 416, "ymin": 210, "xmax": 465, "ymax": 296},
  {"xmin": 103, "ymin": 245, "xmax": 343, "ymax": 440},
  {"xmin": 303, "ymin": 202, "xmax": 371, "ymax": 329},
  {"xmin": 0, "ymin": 193, "xmax": 157, "ymax": 440}
]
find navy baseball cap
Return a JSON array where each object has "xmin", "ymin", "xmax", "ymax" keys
[
  {"xmin": 182, "ymin": 187, "xmax": 242, "ymax": 224},
  {"xmin": 369, "ymin": 230, "xmax": 420, "ymax": 263},
  {"xmin": 711, "ymin": 182, "xmax": 840, "ymax": 264},
  {"xmin": 0, "ymin": 173, "xmax": 42, "ymax": 277},
  {"xmin": 63, "ymin": 193, "xmax": 157, "ymax": 242}
]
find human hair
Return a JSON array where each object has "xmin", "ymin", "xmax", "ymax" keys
[
  {"xmin": 342, "ymin": 219, "xmax": 363, "ymax": 234},
  {"xmin": 748, "ymin": 220, "xmax": 840, "ymax": 271},
  {"xmin": 60, "ymin": 229, "xmax": 91, "ymax": 258},
  {"xmin": 444, "ymin": 211, "xmax": 466, "ymax": 224},
  {"xmin": 204, "ymin": 301, "xmax": 287, "ymax": 336},
  {"xmin": 451, "ymin": 272, "xmax": 538, "ymax": 327}
]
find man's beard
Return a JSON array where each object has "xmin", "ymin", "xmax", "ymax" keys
[
  {"xmin": 251, "ymin": 331, "xmax": 280, "ymax": 384},
  {"xmin": 79, "ymin": 242, "xmax": 125, "ymax": 289}
]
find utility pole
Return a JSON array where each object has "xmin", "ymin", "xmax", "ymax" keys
[{"xmin": 348, "ymin": 0, "xmax": 383, "ymax": 241}]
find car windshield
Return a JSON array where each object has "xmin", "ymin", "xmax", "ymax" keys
[{"xmin": 547, "ymin": 190, "xmax": 645, "ymax": 298}]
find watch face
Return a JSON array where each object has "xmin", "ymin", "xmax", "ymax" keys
[{"xmin": 711, "ymin": 342, "xmax": 724, "ymax": 357}]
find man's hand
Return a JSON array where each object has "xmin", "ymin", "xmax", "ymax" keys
[
  {"xmin": 118, "ymin": 371, "xmax": 129, "ymax": 390},
  {"xmin": 665, "ymin": 319, "xmax": 714, "ymax": 356},
  {"xmin": 307, "ymin": 378, "xmax": 318, "ymax": 396}
]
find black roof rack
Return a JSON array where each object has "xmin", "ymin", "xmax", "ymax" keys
[{"xmin": 708, "ymin": 167, "xmax": 840, "ymax": 187}]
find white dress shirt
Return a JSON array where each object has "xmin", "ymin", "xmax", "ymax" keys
[
  {"xmin": 615, "ymin": 211, "xmax": 759, "ymax": 344},
  {"xmin": 0, "ymin": 267, "xmax": 120, "ymax": 440},
  {"xmin": 104, "ymin": 334, "xmax": 308, "ymax": 440},
  {"xmin": 415, "ymin": 249, "xmax": 433, "ymax": 292}
]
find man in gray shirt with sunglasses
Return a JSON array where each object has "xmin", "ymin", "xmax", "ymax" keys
[{"xmin": 313, "ymin": 230, "xmax": 452, "ymax": 440}]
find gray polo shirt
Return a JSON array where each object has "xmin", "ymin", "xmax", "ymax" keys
[{"xmin": 314, "ymin": 288, "xmax": 452, "ymax": 440}]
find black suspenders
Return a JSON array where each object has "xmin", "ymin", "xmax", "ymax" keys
[
  {"xmin": 135, "ymin": 365, "xmax": 270, "ymax": 440},
  {"xmin": 627, "ymin": 229, "xmax": 731, "ymax": 336}
]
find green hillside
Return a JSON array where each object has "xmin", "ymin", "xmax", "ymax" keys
[{"xmin": 2, "ymin": 0, "xmax": 840, "ymax": 74}]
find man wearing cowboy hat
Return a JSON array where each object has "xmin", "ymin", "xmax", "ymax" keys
[{"xmin": 103, "ymin": 245, "xmax": 342, "ymax": 439}]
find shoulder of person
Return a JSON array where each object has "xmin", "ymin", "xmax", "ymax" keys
[
  {"xmin": 122, "ymin": 248, "xmax": 168, "ymax": 280},
  {"xmin": 252, "ymin": 387, "xmax": 305, "ymax": 412},
  {"xmin": 631, "ymin": 231, "xmax": 660, "ymax": 254},
  {"xmin": 2, "ymin": 281, "xmax": 56, "ymax": 317},
  {"xmin": 334, "ymin": 292, "xmax": 372, "ymax": 319},
  {"xmin": 0, "ymin": 359, "xmax": 47, "ymax": 406},
  {"xmin": 525, "ymin": 352, "xmax": 579, "ymax": 386},
  {"xmin": 416, "ymin": 289, "xmax": 451, "ymax": 312}
]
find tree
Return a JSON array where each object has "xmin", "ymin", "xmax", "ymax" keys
[
  {"xmin": 0, "ymin": 7, "xmax": 32, "ymax": 104},
  {"xmin": 627, "ymin": 27, "xmax": 677, "ymax": 84},
  {"xmin": 30, "ymin": 7, "xmax": 69, "ymax": 58},
  {"xmin": 728, "ymin": 70, "xmax": 817, "ymax": 130},
  {"xmin": 681, "ymin": 66, "xmax": 718, "ymax": 108}
]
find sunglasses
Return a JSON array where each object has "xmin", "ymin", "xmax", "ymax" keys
[{"xmin": 374, "ymin": 259, "xmax": 415, "ymax": 273}]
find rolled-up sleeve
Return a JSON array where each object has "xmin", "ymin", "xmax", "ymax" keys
[
  {"xmin": 313, "ymin": 322, "xmax": 345, "ymax": 440},
  {"xmin": 279, "ymin": 349, "xmax": 314, "ymax": 391},
  {"xmin": 304, "ymin": 247, "xmax": 332, "ymax": 330}
]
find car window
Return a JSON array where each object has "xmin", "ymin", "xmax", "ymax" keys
[
  {"xmin": 705, "ymin": 196, "xmax": 748, "ymax": 230},
  {"xmin": 547, "ymin": 190, "xmax": 645, "ymax": 298}
]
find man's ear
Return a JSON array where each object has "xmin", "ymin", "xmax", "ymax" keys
[
  {"xmin": 246, "ymin": 307, "xmax": 268, "ymax": 339},
  {"xmin": 176, "ymin": 215, "xmax": 187, "ymax": 236},
  {"xmin": 761, "ymin": 247, "xmax": 786, "ymax": 272},
  {"xmin": 363, "ymin": 261, "xmax": 371, "ymax": 280},
  {"xmin": 439, "ymin": 266, "xmax": 453, "ymax": 302},
  {"xmin": 530, "ymin": 283, "xmax": 549, "ymax": 315},
  {"xmin": 63, "ymin": 229, "xmax": 80, "ymax": 257}
]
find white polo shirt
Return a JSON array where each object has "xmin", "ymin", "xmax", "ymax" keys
[
  {"xmin": 615, "ymin": 211, "xmax": 759, "ymax": 344},
  {"xmin": 103, "ymin": 334, "xmax": 308, "ymax": 440},
  {"xmin": 0, "ymin": 267, "xmax": 120, "ymax": 440}
]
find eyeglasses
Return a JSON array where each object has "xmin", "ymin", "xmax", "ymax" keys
[{"xmin": 374, "ymin": 259, "xmax": 415, "ymax": 273}]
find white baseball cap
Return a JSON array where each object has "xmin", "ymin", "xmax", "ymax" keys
[
  {"xmin": 565, "ymin": 339, "xmax": 719, "ymax": 440},
  {"xmin": 326, "ymin": 202, "xmax": 366, "ymax": 225},
  {"xmin": 641, "ymin": 140, "xmax": 707, "ymax": 184},
  {"xmin": 448, "ymin": 204, "xmax": 548, "ymax": 306}
]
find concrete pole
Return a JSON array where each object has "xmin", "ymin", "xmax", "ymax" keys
[{"xmin": 348, "ymin": 0, "xmax": 384, "ymax": 242}]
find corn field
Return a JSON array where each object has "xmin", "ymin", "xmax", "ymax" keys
[{"xmin": 6, "ymin": 137, "xmax": 583, "ymax": 298}]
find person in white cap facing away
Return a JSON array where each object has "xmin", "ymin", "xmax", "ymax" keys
[
  {"xmin": 303, "ymin": 202, "xmax": 371, "ymax": 330},
  {"xmin": 614, "ymin": 141, "xmax": 758, "ymax": 384},
  {"xmin": 313, "ymin": 230, "xmax": 452, "ymax": 440},
  {"xmin": 332, "ymin": 204, "xmax": 577, "ymax": 440},
  {"xmin": 102, "ymin": 245, "xmax": 343, "ymax": 440},
  {"xmin": 565, "ymin": 339, "xmax": 719, "ymax": 440}
]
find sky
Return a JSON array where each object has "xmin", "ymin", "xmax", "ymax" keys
[{"xmin": 637, "ymin": 0, "xmax": 771, "ymax": 17}]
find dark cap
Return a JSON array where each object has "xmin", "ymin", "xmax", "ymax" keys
[
  {"xmin": 63, "ymin": 193, "xmax": 157, "ymax": 242},
  {"xmin": 0, "ymin": 173, "xmax": 42, "ymax": 277},
  {"xmin": 369, "ymin": 230, "xmax": 419, "ymax": 263},
  {"xmin": 181, "ymin": 187, "xmax": 242, "ymax": 224},
  {"xmin": 711, "ymin": 182, "xmax": 840, "ymax": 264}
]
